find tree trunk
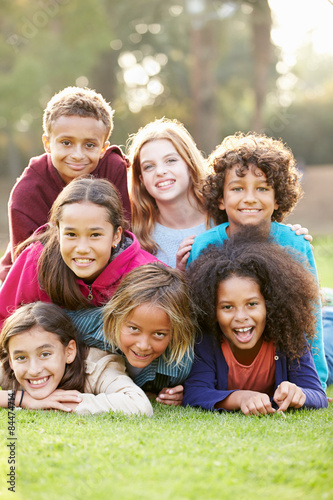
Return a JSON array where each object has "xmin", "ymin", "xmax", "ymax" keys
[{"xmin": 250, "ymin": 0, "xmax": 272, "ymax": 132}]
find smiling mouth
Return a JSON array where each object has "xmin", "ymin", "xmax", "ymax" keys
[
  {"xmin": 73, "ymin": 258, "xmax": 94, "ymax": 264},
  {"xmin": 156, "ymin": 180, "xmax": 175, "ymax": 188},
  {"xmin": 233, "ymin": 326, "xmax": 255, "ymax": 343},
  {"xmin": 28, "ymin": 376, "xmax": 50, "ymax": 386},
  {"xmin": 66, "ymin": 163, "xmax": 90, "ymax": 168},
  {"xmin": 239, "ymin": 209, "xmax": 261, "ymax": 213},
  {"xmin": 131, "ymin": 350, "xmax": 152, "ymax": 359}
]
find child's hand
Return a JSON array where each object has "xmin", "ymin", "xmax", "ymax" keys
[
  {"xmin": 287, "ymin": 223, "xmax": 313, "ymax": 243},
  {"xmin": 238, "ymin": 391, "xmax": 275, "ymax": 416},
  {"xmin": 273, "ymin": 381, "xmax": 306, "ymax": 412},
  {"xmin": 156, "ymin": 385, "xmax": 183, "ymax": 406},
  {"xmin": 23, "ymin": 389, "xmax": 82, "ymax": 412},
  {"xmin": 176, "ymin": 236, "xmax": 196, "ymax": 272}
]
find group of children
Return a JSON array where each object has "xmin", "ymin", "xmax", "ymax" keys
[{"xmin": 0, "ymin": 86, "xmax": 329, "ymax": 416}]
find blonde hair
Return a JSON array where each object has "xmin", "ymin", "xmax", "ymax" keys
[
  {"xmin": 127, "ymin": 118, "xmax": 209, "ymax": 254},
  {"xmin": 103, "ymin": 262, "xmax": 195, "ymax": 365},
  {"xmin": 43, "ymin": 86, "xmax": 114, "ymax": 141}
]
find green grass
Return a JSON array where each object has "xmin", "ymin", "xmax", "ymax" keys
[{"xmin": 0, "ymin": 389, "xmax": 333, "ymax": 500}]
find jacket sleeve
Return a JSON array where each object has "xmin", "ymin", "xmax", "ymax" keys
[
  {"xmin": 183, "ymin": 335, "xmax": 235, "ymax": 411},
  {"xmin": 75, "ymin": 349, "xmax": 153, "ymax": 416},
  {"xmin": 0, "ymin": 243, "xmax": 50, "ymax": 328},
  {"xmin": 286, "ymin": 348, "xmax": 328, "ymax": 409}
]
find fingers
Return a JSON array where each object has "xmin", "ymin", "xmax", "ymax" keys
[
  {"xmin": 176, "ymin": 236, "xmax": 196, "ymax": 272},
  {"xmin": 156, "ymin": 385, "xmax": 184, "ymax": 406},
  {"xmin": 240, "ymin": 393, "xmax": 275, "ymax": 416},
  {"xmin": 287, "ymin": 223, "xmax": 313, "ymax": 243},
  {"xmin": 274, "ymin": 382, "xmax": 305, "ymax": 412}
]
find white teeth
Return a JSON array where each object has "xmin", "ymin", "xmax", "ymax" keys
[
  {"xmin": 240, "ymin": 209, "xmax": 260, "ymax": 213},
  {"xmin": 235, "ymin": 327, "xmax": 252, "ymax": 333},
  {"xmin": 157, "ymin": 180, "xmax": 174, "ymax": 188},
  {"xmin": 75, "ymin": 259, "xmax": 92, "ymax": 263},
  {"xmin": 29, "ymin": 376, "xmax": 49, "ymax": 385}
]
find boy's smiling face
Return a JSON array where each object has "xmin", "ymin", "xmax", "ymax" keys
[
  {"xmin": 43, "ymin": 115, "xmax": 109, "ymax": 185},
  {"xmin": 218, "ymin": 164, "xmax": 279, "ymax": 236}
]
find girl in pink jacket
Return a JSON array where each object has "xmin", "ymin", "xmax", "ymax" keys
[{"xmin": 0, "ymin": 178, "xmax": 159, "ymax": 327}]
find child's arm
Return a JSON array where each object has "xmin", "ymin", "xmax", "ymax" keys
[
  {"xmin": 0, "ymin": 242, "xmax": 50, "ymax": 328},
  {"xmin": 156, "ymin": 385, "xmax": 184, "ymax": 406},
  {"xmin": 215, "ymin": 390, "xmax": 275, "ymax": 416},
  {"xmin": 75, "ymin": 349, "xmax": 153, "ymax": 416},
  {"xmin": 0, "ymin": 389, "xmax": 82, "ymax": 412},
  {"xmin": 183, "ymin": 335, "xmax": 236, "ymax": 410},
  {"xmin": 176, "ymin": 236, "xmax": 196, "ymax": 272},
  {"xmin": 283, "ymin": 347, "xmax": 328, "ymax": 409}
]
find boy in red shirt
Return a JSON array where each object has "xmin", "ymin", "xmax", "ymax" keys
[{"xmin": 0, "ymin": 86, "xmax": 131, "ymax": 282}]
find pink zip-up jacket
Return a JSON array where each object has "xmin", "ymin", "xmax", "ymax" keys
[{"xmin": 0, "ymin": 230, "xmax": 159, "ymax": 328}]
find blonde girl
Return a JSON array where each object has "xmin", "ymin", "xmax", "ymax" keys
[
  {"xmin": 128, "ymin": 118, "xmax": 211, "ymax": 271},
  {"xmin": 102, "ymin": 262, "xmax": 196, "ymax": 405}
]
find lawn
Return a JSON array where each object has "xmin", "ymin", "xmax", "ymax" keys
[
  {"xmin": 0, "ymin": 237, "xmax": 332, "ymax": 500},
  {"xmin": 0, "ymin": 388, "xmax": 332, "ymax": 500}
]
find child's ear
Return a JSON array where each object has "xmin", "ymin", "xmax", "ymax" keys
[
  {"xmin": 42, "ymin": 135, "xmax": 51, "ymax": 154},
  {"xmin": 99, "ymin": 141, "xmax": 110, "ymax": 158},
  {"xmin": 65, "ymin": 340, "xmax": 77, "ymax": 364},
  {"xmin": 274, "ymin": 200, "xmax": 279, "ymax": 210},
  {"xmin": 218, "ymin": 198, "xmax": 225, "ymax": 211},
  {"xmin": 112, "ymin": 226, "xmax": 123, "ymax": 248}
]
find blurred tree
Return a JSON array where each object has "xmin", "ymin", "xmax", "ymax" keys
[{"xmin": 1, "ymin": 0, "xmax": 332, "ymax": 181}]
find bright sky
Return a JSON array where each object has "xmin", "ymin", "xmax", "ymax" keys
[{"xmin": 269, "ymin": 0, "xmax": 333, "ymax": 63}]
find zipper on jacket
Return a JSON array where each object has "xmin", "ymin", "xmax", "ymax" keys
[{"xmin": 87, "ymin": 285, "xmax": 93, "ymax": 301}]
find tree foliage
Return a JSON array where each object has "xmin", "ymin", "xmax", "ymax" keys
[{"xmin": 0, "ymin": 0, "xmax": 332, "ymax": 180}]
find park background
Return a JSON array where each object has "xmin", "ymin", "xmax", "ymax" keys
[{"xmin": 0, "ymin": 1, "xmax": 333, "ymax": 499}]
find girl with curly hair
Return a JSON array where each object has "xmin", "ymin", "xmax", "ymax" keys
[
  {"xmin": 183, "ymin": 229, "xmax": 328, "ymax": 414},
  {"xmin": 187, "ymin": 132, "xmax": 328, "ymax": 390}
]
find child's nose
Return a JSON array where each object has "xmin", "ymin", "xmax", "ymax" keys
[
  {"xmin": 71, "ymin": 145, "xmax": 85, "ymax": 160},
  {"xmin": 243, "ymin": 188, "xmax": 256, "ymax": 202},
  {"xmin": 234, "ymin": 307, "xmax": 249, "ymax": 321},
  {"xmin": 156, "ymin": 162, "xmax": 168, "ymax": 175},
  {"xmin": 136, "ymin": 335, "xmax": 151, "ymax": 350},
  {"xmin": 75, "ymin": 238, "xmax": 90, "ymax": 253},
  {"xmin": 28, "ymin": 359, "xmax": 43, "ymax": 376}
]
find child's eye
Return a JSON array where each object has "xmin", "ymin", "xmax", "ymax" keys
[
  {"xmin": 166, "ymin": 157, "xmax": 177, "ymax": 164},
  {"xmin": 86, "ymin": 142, "xmax": 96, "ymax": 149},
  {"xmin": 153, "ymin": 332, "xmax": 168, "ymax": 339},
  {"xmin": 128, "ymin": 326, "xmax": 139, "ymax": 333},
  {"xmin": 231, "ymin": 187, "xmax": 243, "ymax": 192},
  {"xmin": 142, "ymin": 164, "xmax": 154, "ymax": 172},
  {"xmin": 257, "ymin": 187, "xmax": 268, "ymax": 192},
  {"xmin": 15, "ymin": 355, "xmax": 26, "ymax": 362},
  {"xmin": 248, "ymin": 302, "xmax": 258, "ymax": 307},
  {"xmin": 221, "ymin": 305, "xmax": 233, "ymax": 310},
  {"xmin": 65, "ymin": 232, "xmax": 76, "ymax": 238},
  {"xmin": 61, "ymin": 140, "xmax": 71, "ymax": 146},
  {"xmin": 91, "ymin": 233, "xmax": 102, "ymax": 238},
  {"xmin": 40, "ymin": 352, "xmax": 51, "ymax": 358}
]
